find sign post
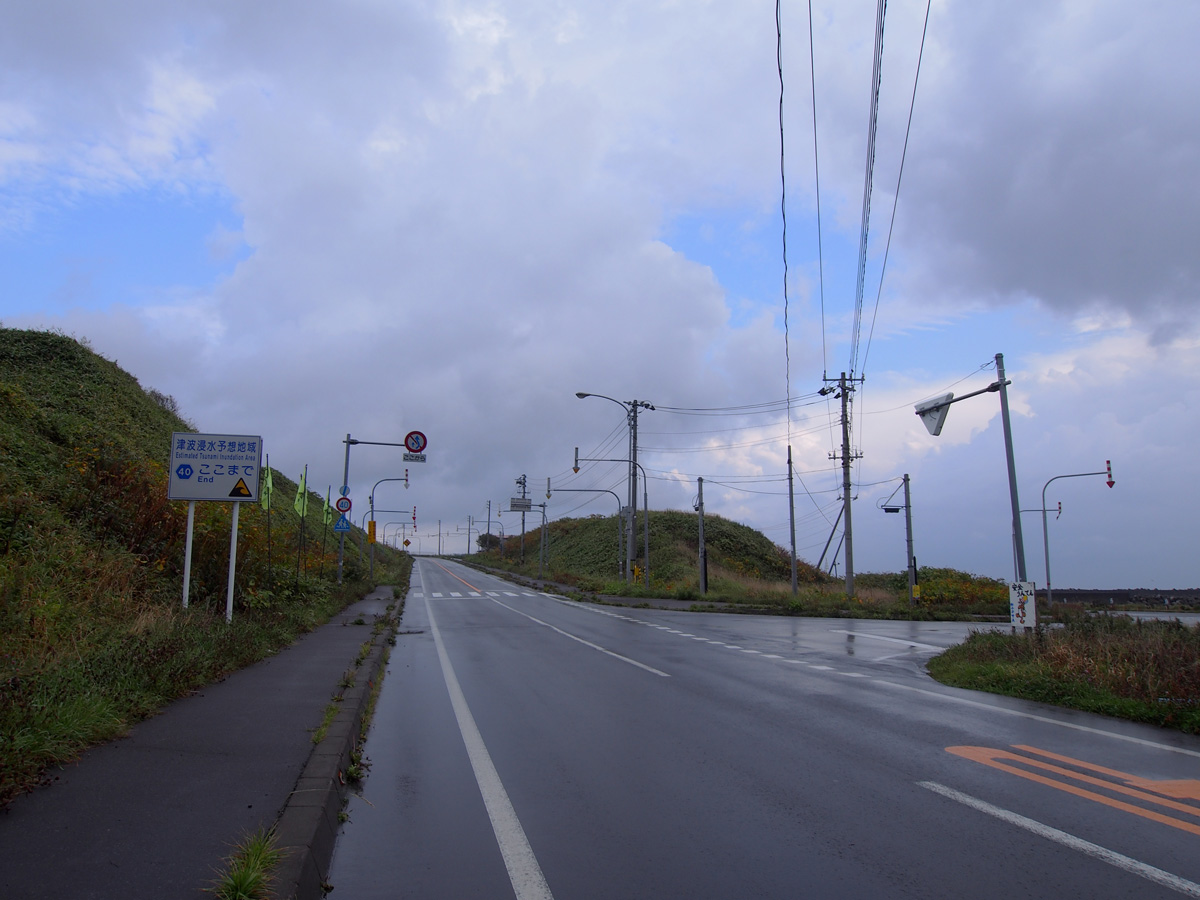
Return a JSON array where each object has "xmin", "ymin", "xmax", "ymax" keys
[
  {"xmin": 168, "ymin": 432, "xmax": 262, "ymax": 622},
  {"xmin": 1009, "ymin": 581, "xmax": 1037, "ymax": 630}
]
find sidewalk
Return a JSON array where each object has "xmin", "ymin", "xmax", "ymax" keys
[{"xmin": 0, "ymin": 586, "xmax": 398, "ymax": 900}]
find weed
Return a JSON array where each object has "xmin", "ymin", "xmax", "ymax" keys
[
  {"xmin": 928, "ymin": 616, "xmax": 1200, "ymax": 733},
  {"xmin": 208, "ymin": 826, "xmax": 282, "ymax": 900},
  {"xmin": 311, "ymin": 702, "xmax": 340, "ymax": 745}
]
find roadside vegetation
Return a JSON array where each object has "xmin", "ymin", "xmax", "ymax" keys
[
  {"xmin": 928, "ymin": 611, "xmax": 1200, "ymax": 734},
  {"xmin": 469, "ymin": 509, "xmax": 1010, "ymax": 619},
  {"xmin": 0, "ymin": 328, "xmax": 411, "ymax": 806}
]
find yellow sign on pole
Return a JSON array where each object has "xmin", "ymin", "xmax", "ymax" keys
[{"xmin": 368, "ymin": 520, "xmax": 376, "ymax": 544}]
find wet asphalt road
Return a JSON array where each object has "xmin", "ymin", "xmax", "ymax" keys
[{"xmin": 328, "ymin": 558, "xmax": 1200, "ymax": 899}]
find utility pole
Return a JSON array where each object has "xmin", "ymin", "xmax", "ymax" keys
[
  {"xmin": 629, "ymin": 402, "xmax": 640, "ymax": 580},
  {"xmin": 995, "ymin": 353, "xmax": 1027, "ymax": 583},
  {"xmin": 787, "ymin": 446, "xmax": 797, "ymax": 595},
  {"xmin": 696, "ymin": 477, "xmax": 707, "ymax": 594},
  {"xmin": 516, "ymin": 475, "xmax": 527, "ymax": 564},
  {"xmin": 903, "ymin": 473, "xmax": 915, "ymax": 604},
  {"xmin": 825, "ymin": 373, "xmax": 863, "ymax": 597}
]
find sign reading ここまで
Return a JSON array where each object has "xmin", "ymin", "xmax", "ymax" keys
[{"xmin": 168, "ymin": 432, "xmax": 262, "ymax": 502}]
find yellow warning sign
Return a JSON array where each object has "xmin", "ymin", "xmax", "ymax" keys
[
  {"xmin": 368, "ymin": 520, "xmax": 376, "ymax": 543},
  {"xmin": 228, "ymin": 478, "xmax": 252, "ymax": 498}
]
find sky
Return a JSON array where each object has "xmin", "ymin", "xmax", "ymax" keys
[{"xmin": 2, "ymin": 0, "xmax": 1198, "ymax": 589}]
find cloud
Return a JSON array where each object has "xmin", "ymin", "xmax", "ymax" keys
[{"xmin": 4, "ymin": 0, "xmax": 1199, "ymax": 586}]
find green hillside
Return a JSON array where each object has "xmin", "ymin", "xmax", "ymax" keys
[
  {"xmin": 478, "ymin": 508, "xmax": 1010, "ymax": 616},
  {"xmin": 0, "ymin": 328, "xmax": 408, "ymax": 806},
  {"xmin": 482, "ymin": 508, "xmax": 829, "ymax": 599}
]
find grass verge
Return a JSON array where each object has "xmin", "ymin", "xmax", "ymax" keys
[{"xmin": 927, "ymin": 614, "xmax": 1200, "ymax": 733}]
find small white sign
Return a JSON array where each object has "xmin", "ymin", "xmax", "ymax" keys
[
  {"xmin": 403, "ymin": 452, "xmax": 426, "ymax": 463},
  {"xmin": 168, "ymin": 432, "xmax": 262, "ymax": 502},
  {"xmin": 1009, "ymin": 581, "xmax": 1037, "ymax": 628}
]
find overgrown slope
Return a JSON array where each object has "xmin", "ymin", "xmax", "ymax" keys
[
  {"xmin": 489, "ymin": 508, "xmax": 828, "ymax": 593},
  {"xmin": 0, "ymin": 328, "xmax": 407, "ymax": 805}
]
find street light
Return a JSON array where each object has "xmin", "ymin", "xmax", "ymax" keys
[
  {"xmin": 1041, "ymin": 462, "xmax": 1115, "ymax": 605},
  {"xmin": 576, "ymin": 392, "xmax": 654, "ymax": 585},
  {"xmin": 915, "ymin": 352, "xmax": 1027, "ymax": 584},
  {"xmin": 548, "ymin": 483, "xmax": 624, "ymax": 578},
  {"xmin": 573, "ymin": 450, "xmax": 651, "ymax": 586},
  {"xmin": 879, "ymin": 474, "xmax": 916, "ymax": 604}
]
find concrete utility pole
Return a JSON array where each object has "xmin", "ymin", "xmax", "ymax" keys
[
  {"xmin": 696, "ymin": 477, "xmax": 707, "ymax": 594},
  {"xmin": 787, "ymin": 446, "xmax": 797, "ymax": 595},
  {"xmin": 994, "ymin": 353, "xmax": 1027, "ymax": 583},
  {"xmin": 825, "ymin": 373, "xmax": 863, "ymax": 597},
  {"xmin": 903, "ymin": 473, "xmax": 915, "ymax": 604}
]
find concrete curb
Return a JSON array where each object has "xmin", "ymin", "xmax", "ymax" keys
[{"xmin": 273, "ymin": 607, "xmax": 399, "ymax": 900}]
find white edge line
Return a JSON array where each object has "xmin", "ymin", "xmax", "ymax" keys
[
  {"xmin": 489, "ymin": 598, "xmax": 669, "ymax": 678},
  {"xmin": 877, "ymin": 680, "xmax": 1200, "ymax": 758},
  {"xmin": 425, "ymin": 598, "xmax": 555, "ymax": 900},
  {"xmin": 918, "ymin": 781, "xmax": 1200, "ymax": 898}
]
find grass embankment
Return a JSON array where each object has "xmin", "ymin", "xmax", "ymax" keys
[
  {"xmin": 928, "ymin": 613, "xmax": 1200, "ymax": 734},
  {"xmin": 0, "ymin": 328, "xmax": 412, "ymax": 806},
  {"xmin": 473, "ymin": 509, "xmax": 1010, "ymax": 619}
]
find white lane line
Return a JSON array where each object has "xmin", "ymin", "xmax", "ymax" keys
[
  {"xmin": 487, "ymin": 598, "xmax": 669, "ymax": 678},
  {"xmin": 425, "ymin": 599, "xmax": 555, "ymax": 900},
  {"xmin": 431, "ymin": 592, "xmax": 444, "ymax": 598},
  {"xmin": 919, "ymin": 782, "xmax": 1200, "ymax": 898},
  {"xmin": 809, "ymin": 665, "xmax": 833, "ymax": 671},
  {"xmin": 828, "ymin": 629, "xmax": 942, "ymax": 652},
  {"xmin": 450, "ymin": 592, "xmax": 463, "ymax": 597},
  {"xmin": 878, "ymin": 681, "xmax": 1200, "ymax": 758}
]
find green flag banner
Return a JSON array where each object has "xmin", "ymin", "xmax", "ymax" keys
[
  {"xmin": 323, "ymin": 486, "xmax": 333, "ymax": 526},
  {"xmin": 294, "ymin": 467, "xmax": 308, "ymax": 517},
  {"xmin": 261, "ymin": 465, "xmax": 274, "ymax": 512}
]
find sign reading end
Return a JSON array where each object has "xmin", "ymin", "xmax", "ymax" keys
[{"xmin": 168, "ymin": 432, "xmax": 263, "ymax": 502}]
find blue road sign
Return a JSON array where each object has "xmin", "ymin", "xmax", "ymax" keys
[{"xmin": 333, "ymin": 514, "xmax": 352, "ymax": 533}]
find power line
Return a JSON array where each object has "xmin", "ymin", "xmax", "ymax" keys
[{"xmin": 859, "ymin": 0, "xmax": 932, "ymax": 377}]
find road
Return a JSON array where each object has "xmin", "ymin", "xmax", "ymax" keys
[{"xmin": 327, "ymin": 558, "xmax": 1200, "ymax": 899}]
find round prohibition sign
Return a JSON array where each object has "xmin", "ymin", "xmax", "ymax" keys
[
  {"xmin": 334, "ymin": 496, "xmax": 352, "ymax": 513},
  {"xmin": 404, "ymin": 430, "xmax": 428, "ymax": 453}
]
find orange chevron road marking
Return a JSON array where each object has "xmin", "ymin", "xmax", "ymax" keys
[{"xmin": 947, "ymin": 745, "xmax": 1200, "ymax": 837}]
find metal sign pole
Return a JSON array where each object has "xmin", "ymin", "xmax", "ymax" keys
[
  {"xmin": 182, "ymin": 500, "xmax": 195, "ymax": 609},
  {"xmin": 225, "ymin": 502, "xmax": 240, "ymax": 623}
]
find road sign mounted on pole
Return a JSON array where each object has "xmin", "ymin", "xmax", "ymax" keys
[
  {"xmin": 168, "ymin": 432, "xmax": 263, "ymax": 501},
  {"xmin": 333, "ymin": 514, "xmax": 351, "ymax": 533},
  {"xmin": 334, "ymin": 496, "xmax": 352, "ymax": 514},
  {"xmin": 167, "ymin": 432, "xmax": 262, "ymax": 623}
]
